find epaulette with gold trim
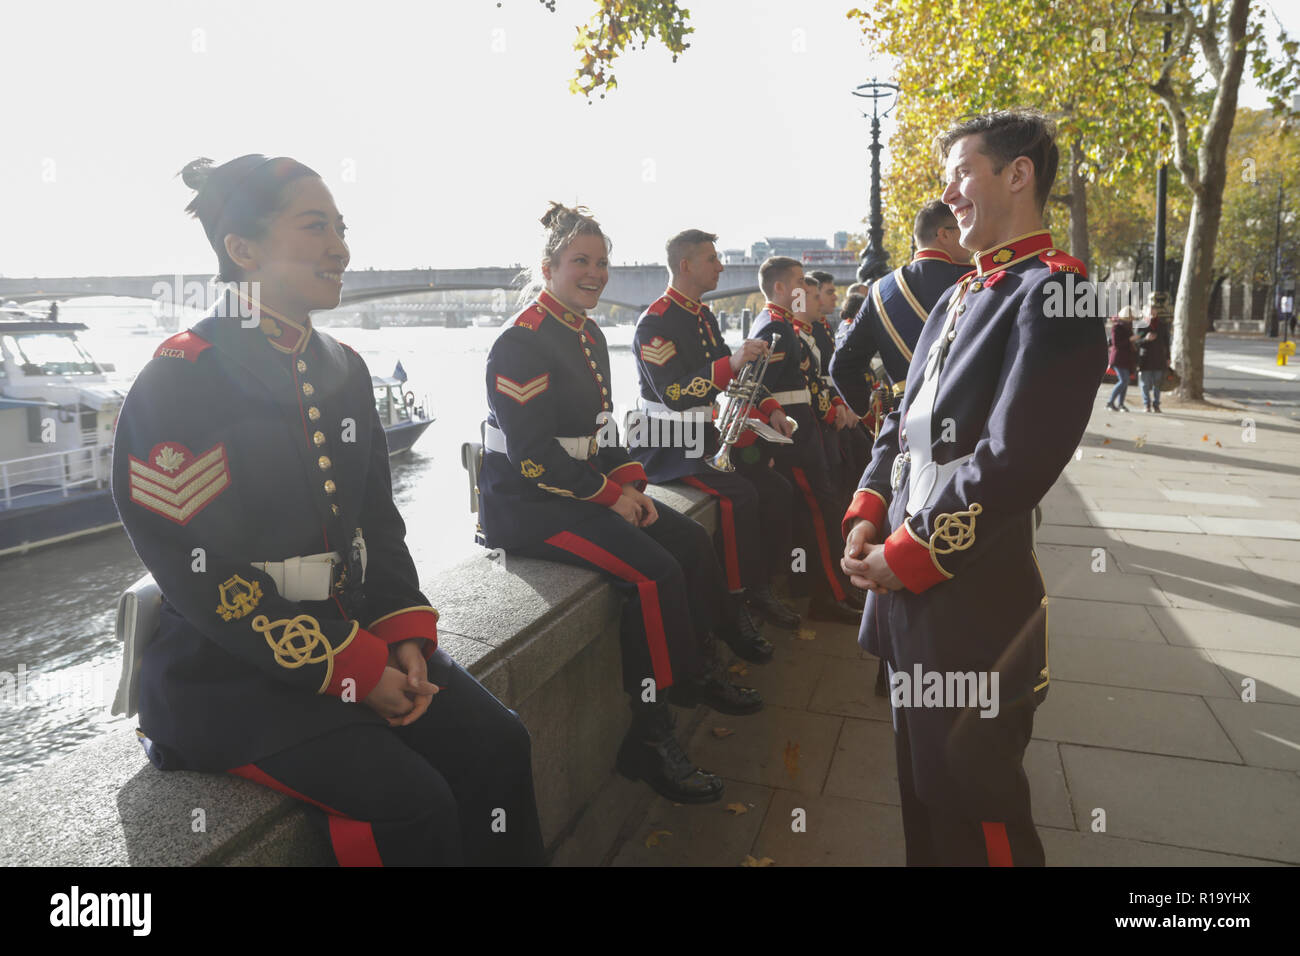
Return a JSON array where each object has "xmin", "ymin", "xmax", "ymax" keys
[
  {"xmin": 512, "ymin": 304, "xmax": 546, "ymax": 330},
  {"xmin": 646, "ymin": 297, "xmax": 672, "ymax": 317},
  {"xmin": 1039, "ymin": 249, "xmax": 1087, "ymax": 278},
  {"xmin": 154, "ymin": 330, "xmax": 212, "ymax": 363}
]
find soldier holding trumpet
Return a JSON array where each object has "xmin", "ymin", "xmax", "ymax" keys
[{"xmin": 631, "ymin": 229, "xmax": 802, "ymax": 648}]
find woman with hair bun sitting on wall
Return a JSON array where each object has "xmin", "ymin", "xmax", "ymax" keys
[{"xmin": 111, "ymin": 154, "xmax": 544, "ymax": 866}]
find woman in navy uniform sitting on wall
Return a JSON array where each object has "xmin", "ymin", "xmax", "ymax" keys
[
  {"xmin": 111, "ymin": 154, "xmax": 544, "ymax": 866},
  {"xmin": 477, "ymin": 202, "xmax": 762, "ymax": 804}
]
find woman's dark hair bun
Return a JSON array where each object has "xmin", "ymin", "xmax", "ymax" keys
[
  {"xmin": 540, "ymin": 200, "xmax": 566, "ymax": 230},
  {"xmin": 180, "ymin": 157, "xmax": 214, "ymax": 192}
]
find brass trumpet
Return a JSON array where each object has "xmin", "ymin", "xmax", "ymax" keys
[{"xmin": 706, "ymin": 333, "xmax": 796, "ymax": 473}]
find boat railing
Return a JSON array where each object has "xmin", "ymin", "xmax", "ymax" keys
[{"xmin": 0, "ymin": 444, "xmax": 112, "ymax": 508}]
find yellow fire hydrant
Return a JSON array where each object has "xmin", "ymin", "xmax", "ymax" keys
[{"xmin": 1278, "ymin": 341, "xmax": 1296, "ymax": 366}]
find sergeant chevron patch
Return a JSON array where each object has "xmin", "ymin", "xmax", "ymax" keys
[
  {"xmin": 128, "ymin": 442, "xmax": 230, "ymax": 526},
  {"xmin": 495, "ymin": 373, "xmax": 549, "ymax": 405},
  {"xmin": 640, "ymin": 337, "xmax": 678, "ymax": 366}
]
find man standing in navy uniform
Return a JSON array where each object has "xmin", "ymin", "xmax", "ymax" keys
[
  {"xmin": 751, "ymin": 257, "xmax": 862, "ymax": 623},
  {"xmin": 630, "ymin": 229, "xmax": 801, "ymax": 652},
  {"xmin": 829, "ymin": 200, "xmax": 970, "ymax": 417},
  {"xmin": 841, "ymin": 110, "xmax": 1106, "ymax": 866}
]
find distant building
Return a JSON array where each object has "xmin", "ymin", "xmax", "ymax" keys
[{"xmin": 834, "ymin": 231, "xmax": 850, "ymax": 249}]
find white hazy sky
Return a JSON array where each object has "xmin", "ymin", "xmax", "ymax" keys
[{"xmin": 2, "ymin": 0, "xmax": 1295, "ymax": 277}]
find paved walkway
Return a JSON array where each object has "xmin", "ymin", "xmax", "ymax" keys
[{"xmin": 604, "ymin": 387, "xmax": 1300, "ymax": 866}]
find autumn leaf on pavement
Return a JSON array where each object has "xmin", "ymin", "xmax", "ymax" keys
[
  {"xmin": 712, "ymin": 726, "xmax": 735, "ymax": 739},
  {"xmin": 728, "ymin": 662, "xmax": 748, "ymax": 676},
  {"xmin": 784, "ymin": 740, "xmax": 800, "ymax": 779},
  {"xmin": 1102, "ymin": 438, "xmax": 1111, "ymax": 445},
  {"xmin": 741, "ymin": 855, "xmax": 775, "ymax": 867},
  {"xmin": 1215, "ymin": 440, "xmax": 1222, "ymax": 447},
  {"xmin": 1202, "ymin": 434, "xmax": 1209, "ymax": 441},
  {"xmin": 1135, "ymin": 435, "xmax": 1147, "ymax": 448},
  {"xmin": 796, "ymin": 628, "xmax": 817, "ymax": 641},
  {"xmin": 725, "ymin": 802, "xmax": 749, "ymax": 816},
  {"xmin": 644, "ymin": 829, "xmax": 672, "ymax": 848}
]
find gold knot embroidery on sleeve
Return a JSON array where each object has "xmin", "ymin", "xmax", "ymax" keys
[{"xmin": 930, "ymin": 502, "xmax": 983, "ymax": 556}]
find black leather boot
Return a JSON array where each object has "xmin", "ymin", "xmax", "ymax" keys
[
  {"xmin": 746, "ymin": 584, "xmax": 801, "ymax": 630},
  {"xmin": 720, "ymin": 595, "xmax": 774, "ymax": 662},
  {"xmin": 616, "ymin": 700, "xmax": 724, "ymax": 803}
]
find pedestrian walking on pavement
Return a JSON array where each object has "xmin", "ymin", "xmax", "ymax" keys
[
  {"xmin": 1135, "ymin": 302, "xmax": 1165, "ymax": 412},
  {"xmin": 1105, "ymin": 305, "xmax": 1137, "ymax": 412}
]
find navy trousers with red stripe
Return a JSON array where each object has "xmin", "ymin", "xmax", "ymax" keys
[
  {"xmin": 229, "ymin": 652, "xmax": 545, "ymax": 867},
  {"xmin": 891, "ymin": 678, "xmax": 1045, "ymax": 866},
  {"xmin": 511, "ymin": 501, "xmax": 720, "ymax": 694},
  {"xmin": 771, "ymin": 420, "xmax": 852, "ymax": 603},
  {"xmin": 680, "ymin": 463, "xmax": 792, "ymax": 594}
]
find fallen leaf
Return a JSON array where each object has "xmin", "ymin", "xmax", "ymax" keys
[
  {"xmin": 741, "ymin": 855, "xmax": 776, "ymax": 867},
  {"xmin": 728, "ymin": 662, "xmax": 748, "ymax": 676},
  {"xmin": 1135, "ymin": 435, "xmax": 1147, "ymax": 448},
  {"xmin": 784, "ymin": 740, "xmax": 800, "ymax": 779},
  {"xmin": 1215, "ymin": 440, "xmax": 1222, "ymax": 447},
  {"xmin": 644, "ymin": 829, "xmax": 672, "ymax": 848},
  {"xmin": 725, "ymin": 802, "xmax": 749, "ymax": 816},
  {"xmin": 1102, "ymin": 438, "xmax": 1111, "ymax": 445},
  {"xmin": 796, "ymin": 628, "xmax": 817, "ymax": 641},
  {"xmin": 1202, "ymin": 434, "xmax": 1209, "ymax": 441},
  {"xmin": 712, "ymin": 727, "xmax": 735, "ymax": 739}
]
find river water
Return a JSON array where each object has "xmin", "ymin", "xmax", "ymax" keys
[{"xmin": 0, "ymin": 298, "xmax": 744, "ymax": 785}]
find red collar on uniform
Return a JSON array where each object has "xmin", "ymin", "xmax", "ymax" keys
[
  {"xmin": 973, "ymin": 230, "xmax": 1053, "ymax": 275},
  {"xmin": 664, "ymin": 286, "xmax": 702, "ymax": 315},
  {"xmin": 792, "ymin": 316, "xmax": 811, "ymax": 334},
  {"xmin": 912, "ymin": 247, "xmax": 955, "ymax": 264},
  {"xmin": 236, "ymin": 291, "xmax": 313, "ymax": 355},
  {"xmin": 764, "ymin": 302, "xmax": 792, "ymax": 323},
  {"xmin": 536, "ymin": 289, "xmax": 587, "ymax": 332}
]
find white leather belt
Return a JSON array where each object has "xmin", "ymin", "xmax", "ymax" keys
[
  {"xmin": 484, "ymin": 422, "xmax": 596, "ymax": 460},
  {"xmin": 638, "ymin": 400, "xmax": 713, "ymax": 421},
  {"xmin": 770, "ymin": 388, "xmax": 811, "ymax": 406},
  {"xmin": 255, "ymin": 552, "xmax": 341, "ymax": 602},
  {"xmin": 256, "ymin": 529, "xmax": 367, "ymax": 601}
]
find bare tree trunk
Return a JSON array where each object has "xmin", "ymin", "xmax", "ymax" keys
[
  {"xmin": 1162, "ymin": 0, "xmax": 1251, "ymax": 401},
  {"xmin": 1068, "ymin": 140, "xmax": 1091, "ymax": 274}
]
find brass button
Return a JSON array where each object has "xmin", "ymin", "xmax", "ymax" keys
[
  {"xmin": 296, "ymin": 359, "xmax": 307, "ymax": 373},
  {"xmin": 589, "ymin": 361, "xmax": 597, "ymax": 369},
  {"xmin": 324, "ymin": 479, "xmax": 336, "ymax": 494},
  {"xmin": 596, "ymin": 373, "xmax": 603, "ymax": 382},
  {"xmin": 307, "ymin": 406, "xmax": 321, "ymax": 421},
  {"xmin": 318, "ymin": 455, "xmax": 332, "ymax": 471},
  {"xmin": 313, "ymin": 431, "xmax": 326, "ymax": 446},
  {"xmin": 302, "ymin": 382, "xmax": 315, "ymax": 397},
  {"xmin": 970, "ymin": 282, "xmax": 982, "ymax": 292},
  {"xmin": 330, "ymin": 503, "xmax": 340, "ymax": 516},
  {"xmin": 601, "ymin": 387, "xmax": 609, "ymax": 395},
  {"xmin": 958, "ymin": 305, "xmax": 967, "ymax": 314}
]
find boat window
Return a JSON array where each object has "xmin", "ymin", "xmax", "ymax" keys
[
  {"xmin": 374, "ymin": 385, "xmax": 391, "ymax": 424},
  {"xmin": 6, "ymin": 333, "xmax": 98, "ymax": 375}
]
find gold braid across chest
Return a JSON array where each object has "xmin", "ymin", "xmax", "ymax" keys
[
  {"xmin": 252, "ymin": 614, "xmax": 335, "ymax": 670},
  {"xmin": 930, "ymin": 503, "xmax": 983, "ymax": 555}
]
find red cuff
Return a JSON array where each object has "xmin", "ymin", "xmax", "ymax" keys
[
  {"xmin": 324, "ymin": 625, "xmax": 389, "ymax": 699},
  {"xmin": 711, "ymin": 356, "xmax": 733, "ymax": 391},
  {"xmin": 368, "ymin": 606, "xmax": 440, "ymax": 660},
  {"xmin": 832, "ymin": 395, "xmax": 846, "ymax": 409},
  {"xmin": 607, "ymin": 461, "xmax": 648, "ymax": 490},
  {"xmin": 843, "ymin": 488, "xmax": 888, "ymax": 540},
  {"xmin": 883, "ymin": 521, "xmax": 950, "ymax": 594},
  {"xmin": 585, "ymin": 476, "xmax": 623, "ymax": 508},
  {"xmin": 756, "ymin": 397, "xmax": 781, "ymax": 423},
  {"xmin": 822, "ymin": 401, "xmax": 838, "ymax": 425}
]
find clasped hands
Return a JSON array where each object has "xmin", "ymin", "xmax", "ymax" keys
[
  {"xmin": 364, "ymin": 638, "xmax": 441, "ymax": 727},
  {"xmin": 841, "ymin": 518, "xmax": 903, "ymax": 595},
  {"xmin": 614, "ymin": 485, "xmax": 659, "ymax": 527}
]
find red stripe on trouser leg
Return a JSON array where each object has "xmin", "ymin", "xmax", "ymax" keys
[
  {"xmin": 682, "ymin": 475, "xmax": 741, "ymax": 592},
  {"xmin": 229, "ymin": 763, "xmax": 383, "ymax": 867},
  {"xmin": 982, "ymin": 821, "xmax": 1014, "ymax": 867},
  {"xmin": 544, "ymin": 530, "xmax": 674, "ymax": 688},
  {"xmin": 789, "ymin": 466, "xmax": 847, "ymax": 601}
]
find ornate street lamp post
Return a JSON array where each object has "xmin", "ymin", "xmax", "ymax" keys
[{"xmin": 852, "ymin": 79, "xmax": 900, "ymax": 283}]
